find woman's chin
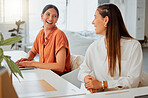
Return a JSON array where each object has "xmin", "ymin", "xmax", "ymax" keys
[
  {"xmin": 95, "ymin": 32, "xmax": 100, "ymax": 34},
  {"xmin": 44, "ymin": 25, "xmax": 53, "ymax": 30}
]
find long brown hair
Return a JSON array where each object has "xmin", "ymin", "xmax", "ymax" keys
[{"xmin": 97, "ymin": 4, "xmax": 133, "ymax": 77}]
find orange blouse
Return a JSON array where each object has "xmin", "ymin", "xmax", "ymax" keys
[{"xmin": 30, "ymin": 26, "xmax": 71, "ymax": 75}]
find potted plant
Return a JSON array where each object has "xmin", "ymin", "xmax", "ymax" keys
[
  {"xmin": 8, "ymin": 20, "xmax": 25, "ymax": 50},
  {"xmin": 0, "ymin": 32, "xmax": 23, "ymax": 79}
]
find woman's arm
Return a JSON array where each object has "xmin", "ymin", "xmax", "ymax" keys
[
  {"xmin": 17, "ymin": 47, "xmax": 66, "ymax": 72},
  {"xmin": 78, "ymin": 51, "xmax": 95, "ymax": 82}
]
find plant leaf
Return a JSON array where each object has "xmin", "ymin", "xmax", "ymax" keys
[
  {"xmin": 0, "ymin": 33, "xmax": 4, "ymax": 41},
  {"xmin": 0, "ymin": 48, "xmax": 3, "ymax": 57},
  {"xmin": 0, "ymin": 48, "xmax": 4, "ymax": 67},
  {"xmin": 0, "ymin": 36, "xmax": 23, "ymax": 46},
  {"xmin": 0, "ymin": 56, "xmax": 3, "ymax": 67},
  {"xmin": 4, "ymin": 56, "xmax": 23, "ymax": 79}
]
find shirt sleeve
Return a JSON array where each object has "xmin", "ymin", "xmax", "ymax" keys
[
  {"xmin": 55, "ymin": 30, "xmax": 69, "ymax": 55},
  {"xmin": 107, "ymin": 42, "xmax": 143, "ymax": 89},
  {"xmin": 78, "ymin": 46, "xmax": 95, "ymax": 83}
]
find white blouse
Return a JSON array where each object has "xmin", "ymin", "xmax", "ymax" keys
[{"xmin": 78, "ymin": 36, "xmax": 143, "ymax": 89}]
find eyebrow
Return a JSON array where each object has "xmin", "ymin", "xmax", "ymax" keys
[{"xmin": 46, "ymin": 12, "xmax": 57, "ymax": 16}]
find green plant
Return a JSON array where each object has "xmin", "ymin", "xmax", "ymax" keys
[
  {"xmin": 0, "ymin": 32, "xmax": 23, "ymax": 79},
  {"xmin": 8, "ymin": 20, "xmax": 25, "ymax": 49}
]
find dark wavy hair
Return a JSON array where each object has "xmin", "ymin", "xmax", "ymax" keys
[{"xmin": 97, "ymin": 4, "xmax": 133, "ymax": 77}]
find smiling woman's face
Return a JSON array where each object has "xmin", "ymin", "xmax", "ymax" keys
[
  {"xmin": 92, "ymin": 10, "xmax": 107, "ymax": 35},
  {"xmin": 41, "ymin": 8, "xmax": 58, "ymax": 30}
]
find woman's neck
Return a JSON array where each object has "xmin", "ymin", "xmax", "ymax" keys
[
  {"xmin": 104, "ymin": 35, "xmax": 107, "ymax": 48},
  {"xmin": 44, "ymin": 27, "xmax": 52, "ymax": 37}
]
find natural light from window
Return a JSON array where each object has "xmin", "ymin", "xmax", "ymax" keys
[
  {"xmin": 0, "ymin": 0, "xmax": 3, "ymax": 22},
  {"xmin": 0, "ymin": 0, "xmax": 22, "ymax": 23}
]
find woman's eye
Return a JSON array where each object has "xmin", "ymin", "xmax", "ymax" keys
[
  {"xmin": 53, "ymin": 15, "xmax": 57, "ymax": 18},
  {"xmin": 46, "ymin": 13, "xmax": 50, "ymax": 16}
]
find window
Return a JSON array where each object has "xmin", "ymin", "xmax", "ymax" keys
[{"xmin": 0, "ymin": 0, "xmax": 22, "ymax": 23}]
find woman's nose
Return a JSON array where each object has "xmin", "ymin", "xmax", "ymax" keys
[
  {"xmin": 92, "ymin": 20, "xmax": 94, "ymax": 24},
  {"xmin": 49, "ymin": 16, "xmax": 53, "ymax": 21}
]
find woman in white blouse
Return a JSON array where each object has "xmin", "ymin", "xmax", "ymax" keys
[{"xmin": 78, "ymin": 3, "xmax": 143, "ymax": 93}]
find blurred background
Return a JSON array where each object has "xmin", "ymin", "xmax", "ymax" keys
[{"xmin": 0, "ymin": 0, "xmax": 148, "ymax": 72}]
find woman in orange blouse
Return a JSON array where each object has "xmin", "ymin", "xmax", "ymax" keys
[{"xmin": 16, "ymin": 4, "xmax": 71, "ymax": 75}]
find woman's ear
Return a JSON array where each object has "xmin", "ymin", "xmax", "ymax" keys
[
  {"xmin": 41, "ymin": 14, "xmax": 43, "ymax": 20},
  {"xmin": 104, "ymin": 16, "xmax": 109, "ymax": 27}
]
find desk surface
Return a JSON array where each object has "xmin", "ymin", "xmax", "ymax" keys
[
  {"xmin": 4, "ymin": 51, "xmax": 148, "ymax": 98},
  {"xmin": 13, "ymin": 69, "xmax": 85, "ymax": 98},
  {"xmin": 4, "ymin": 51, "xmax": 85, "ymax": 98},
  {"xmin": 61, "ymin": 86, "xmax": 148, "ymax": 98}
]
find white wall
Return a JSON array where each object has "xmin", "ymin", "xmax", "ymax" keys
[
  {"xmin": 67, "ymin": 0, "xmax": 97, "ymax": 32},
  {"xmin": 126, "ymin": 0, "xmax": 137, "ymax": 39}
]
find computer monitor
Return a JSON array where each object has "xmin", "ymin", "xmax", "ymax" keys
[{"xmin": 0, "ymin": 66, "xmax": 18, "ymax": 98}]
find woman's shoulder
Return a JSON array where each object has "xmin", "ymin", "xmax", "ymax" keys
[
  {"xmin": 54, "ymin": 28, "xmax": 68, "ymax": 39},
  {"xmin": 54, "ymin": 28, "xmax": 65, "ymax": 35},
  {"xmin": 92, "ymin": 36, "xmax": 104, "ymax": 45},
  {"xmin": 35, "ymin": 29, "xmax": 44, "ymax": 38},
  {"xmin": 121, "ymin": 37, "xmax": 141, "ymax": 47},
  {"xmin": 37, "ymin": 29, "xmax": 44, "ymax": 35},
  {"xmin": 87, "ymin": 36, "xmax": 104, "ymax": 50}
]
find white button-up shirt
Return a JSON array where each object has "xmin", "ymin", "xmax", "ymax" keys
[{"xmin": 78, "ymin": 36, "xmax": 143, "ymax": 89}]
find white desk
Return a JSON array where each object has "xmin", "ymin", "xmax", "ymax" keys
[
  {"xmin": 4, "ymin": 51, "xmax": 85, "ymax": 98},
  {"xmin": 61, "ymin": 86, "xmax": 148, "ymax": 98},
  {"xmin": 4, "ymin": 51, "xmax": 148, "ymax": 98},
  {"xmin": 13, "ymin": 69, "xmax": 85, "ymax": 98}
]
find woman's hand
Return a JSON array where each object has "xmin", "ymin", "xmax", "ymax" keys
[
  {"xmin": 89, "ymin": 89, "xmax": 99, "ymax": 93},
  {"xmin": 16, "ymin": 58, "xmax": 30, "ymax": 64},
  {"xmin": 17, "ymin": 61, "xmax": 35, "ymax": 68},
  {"xmin": 84, "ymin": 75, "xmax": 101, "ymax": 93},
  {"xmin": 84, "ymin": 75, "xmax": 95, "ymax": 83},
  {"xmin": 85, "ymin": 78, "xmax": 101, "ymax": 90}
]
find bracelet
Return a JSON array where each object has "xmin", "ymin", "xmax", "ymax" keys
[{"xmin": 102, "ymin": 81, "xmax": 105, "ymax": 90}]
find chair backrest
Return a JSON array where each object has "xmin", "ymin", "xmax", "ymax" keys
[
  {"xmin": 0, "ymin": 67, "xmax": 18, "ymax": 98},
  {"xmin": 61, "ymin": 68, "xmax": 81, "ymax": 88}
]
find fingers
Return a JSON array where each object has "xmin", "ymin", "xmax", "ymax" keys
[
  {"xmin": 92, "ymin": 89, "xmax": 99, "ymax": 93},
  {"xmin": 85, "ymin": 81, "xmax": 92, "ymax": 89},
  {"xmin": 88, "ymin": 89, "xmax": 99, "ymax": 93},
  {"xmin": 85, "ymin": 79, "xmax": 100, "ymax": 90},
  {"xmin": 16, "ymin": 58, "xmax": 28, "ymax": 64},
  {"xmin": 17, "ymin": 62, "xmax": 24, "ymax": 67}
]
